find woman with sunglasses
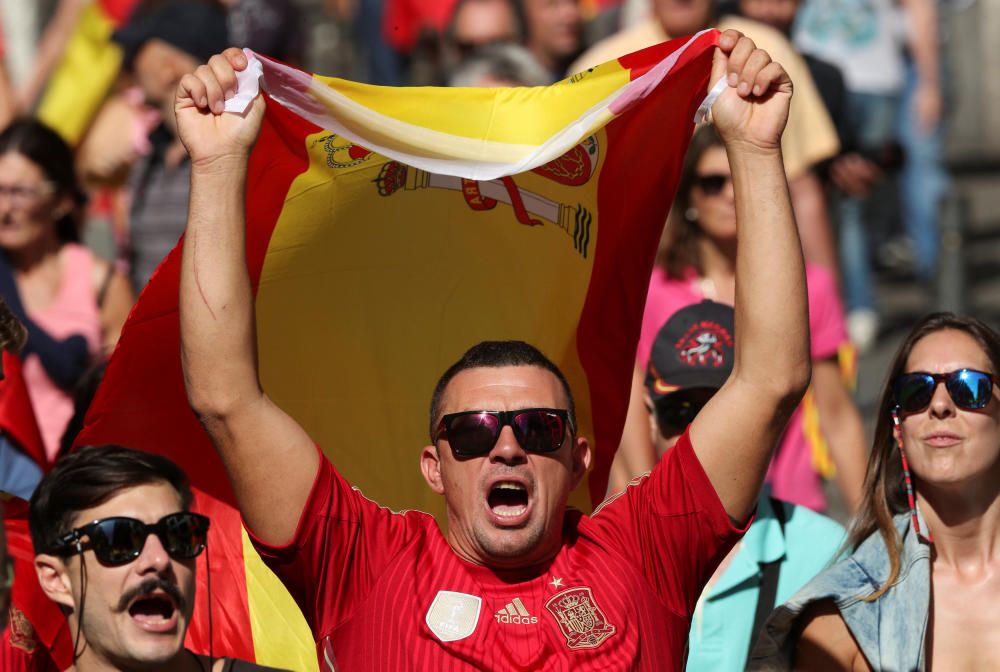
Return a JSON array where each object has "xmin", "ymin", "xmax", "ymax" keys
[
  {"xmin": 752, "ymin": 313, "xmax": 1000, "ymax": 670},
  {"xmin": 611, "ymin": 124, "xmax": 867, "ymax": 517},
  {"xmin": 0, "ymin": 120, "xmax": 133, "ymax": 468}
]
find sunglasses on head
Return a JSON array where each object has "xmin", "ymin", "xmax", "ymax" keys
[
  {"xmin": 693, "ymin": 173, "xmax": 732, "ymax": 196},
  {"xmin": 435, "ymin": 408, "xmax": 571, "ymax": 457},
  {"xmin": 893, "ymin": 369, "xmax": 995, "ymax": 415},
  {"xmin": 50, "ymin": 512, "xmax": 210, "ymax": 567}
]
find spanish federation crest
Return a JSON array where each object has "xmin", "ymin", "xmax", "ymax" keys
[
  {"xmin": 544, "ymin": 586, "xmax": 617, "ymax": 650},
  {"xmin": 425, "ymin": 590, "xmax": 482, "ymax": 642}
]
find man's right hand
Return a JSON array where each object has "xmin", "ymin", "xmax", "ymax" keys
[{"xmin": 175, "ymin": 48, "xmax": 265, "ymax": 168}]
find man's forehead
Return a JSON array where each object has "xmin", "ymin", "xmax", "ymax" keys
[
  {"xmin": 71, "ymin": 481, "xmax": 183, "ymax": 528},
  {"xmin": 440, "ymin": 365, "xmax": 568, "ymax": 413}
]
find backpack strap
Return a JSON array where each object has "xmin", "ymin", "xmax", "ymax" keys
[{"xmin": 747, "ymin": 498, "xmax": 787, "ymax": 662}]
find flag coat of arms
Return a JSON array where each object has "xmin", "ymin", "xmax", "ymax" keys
[{"xmin": 52, "ymin": 30, "xmax": 721, "ymax": 668}]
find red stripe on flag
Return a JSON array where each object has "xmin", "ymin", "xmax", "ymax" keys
[
  {"xmin": 74, "ymin": 96, "xmax": 318, "ymax": 662},
  {"xmin": 579, "ymin": 33, "xmax": 716, "ymax": 504}
]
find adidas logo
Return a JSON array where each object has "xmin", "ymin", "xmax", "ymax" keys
[{"xmin": 494, "ymin": 598, "xmax": 539, "ymax": 625}]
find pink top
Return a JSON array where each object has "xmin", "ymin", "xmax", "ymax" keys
[
  {"xmin": 23, "ymin": 243, "xmax": 102, "ymax": 461},
  {"xmin": 638, "ymin": 265, "xmax": 848, "ymax": 511}
]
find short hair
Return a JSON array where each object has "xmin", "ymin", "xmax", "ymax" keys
[
  {"xmin": 29, "ymin": 445, "xmax": 193, "ymax": 555},
  {"xmin": 428, "ymin": 340, "xmax": 576, "ymax": 438},
  {"xmin": 448, "ymin": 43, "xmax": 551, "ymax": 87}
]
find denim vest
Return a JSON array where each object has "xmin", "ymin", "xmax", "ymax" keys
[{"xmin": 748, "ymin": 512, "xmax": 931, "ymax": 672}]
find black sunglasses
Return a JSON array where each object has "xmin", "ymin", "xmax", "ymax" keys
[
  {"xmin": 893, "ymin": 369, "xmax": 995, "ymax": 415},
  {"xmin": 693, "ymin": 173, "xmax": 731, "ymax": 196},
  {"xmin": 50, "ymin": 512, "xmax": 210, "ymax": 567},
  {"xmin": 435, "ymin": 408, "xmax": 571, "ymax": 457}
]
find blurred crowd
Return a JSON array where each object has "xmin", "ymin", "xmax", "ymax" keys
[{"xmin": 0, "ymin": 1, "xmax": 995, "ymax": 671}]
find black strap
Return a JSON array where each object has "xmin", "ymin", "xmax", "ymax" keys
[{"xmin": 747, "ymin": 498, "xmax": 787, "ymax": 662}]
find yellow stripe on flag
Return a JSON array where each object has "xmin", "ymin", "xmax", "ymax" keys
[
  {"xmin": 36, "ymin": 2, "xmax": 123, "ymax": 145},
  {"xmin": 254, "ymin": 129, "xmax": 605, "ymax": 519},
  {"xmin": 314, "ymin": 60, "xmax": 629, "ymax": 149},
  {"xmin": 242, "ymin": 529, "xmax": 318, "ymax": 671}
]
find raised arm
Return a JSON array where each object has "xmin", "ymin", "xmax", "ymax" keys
[
  {"xmin": 688, "ymin": 32, "xmax": 811, "ymax": 522},
  {"xmin": 176, "ymin": 49, "xmax": 318, "ymax": 546}
]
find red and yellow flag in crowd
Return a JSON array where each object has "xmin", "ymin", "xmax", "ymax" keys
[
  {"xmin": 10, "ymin": 31, "xmax": 720, "ymax": 669},
  {"xmin": 36, "ymin": 0, "xmax": 140, "ymax": 144}
]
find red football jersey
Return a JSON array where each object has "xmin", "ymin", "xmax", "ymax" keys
[{"xmin": 252, "ymin": 431, "xmax": 744, "ymax": 670}]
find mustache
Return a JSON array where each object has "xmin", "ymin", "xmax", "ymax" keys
[{"xmin": 116, "ymin": 578, "xmax": 187, "ymax": 613}]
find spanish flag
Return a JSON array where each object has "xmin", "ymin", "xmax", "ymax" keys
[{"xmin": 72, "ymin": 31, "xmax": 719, "ymax": 667}]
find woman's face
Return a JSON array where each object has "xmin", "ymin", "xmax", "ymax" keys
[
  {"xmin": 689, "ymin": 145, "xmax": 736, "ymax": 243},
  {"xmin": 0, "ymin": 151, "xmax": 64, "ymax": 251},
  {"xmin": 900, "ymin": 329, "xmax": 1000, "ymax": 491}
]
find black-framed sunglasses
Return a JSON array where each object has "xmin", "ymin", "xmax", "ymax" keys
[
  {"xmin": 435, "ymin": 408, "xmax": 572, "ymax": 457},
  {"xmin": 652, "ymin": 392, "xmax": 712, "ymax": 438},
  {"xmin": 693, "ymin": 173, "xmax": 732, "ymax": 196},
  {"xmin": 893, "ymin": 369, "xmax": 995, "ymax": 415},
  {"xmin": 49, "ymin": 512, "xmax": 210, "ymax": 567}
]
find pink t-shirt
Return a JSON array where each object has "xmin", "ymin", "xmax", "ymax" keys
[
  {"xmin": 23, "ymin": 244, "xmax": 102, "ymax": 461},
  {"xmin": 637, "ymin": 265, "xmax": 847, "ymax": 511}
]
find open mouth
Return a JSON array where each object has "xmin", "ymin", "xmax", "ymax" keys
[
  {"xmin": 128, "ymin": 592, "xmax": 178, "ymax": 628},
  {"xmin": 487, "ymin": 481, "xmax": 529, "ymax": 519}
]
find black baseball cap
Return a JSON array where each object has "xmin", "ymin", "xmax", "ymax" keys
[
  {"xmin": 645, "ymin": 301, "xmax": 735, "ymax": 402},
  {"xmin": 112, "ymin": 0, "xmax": 229, "ymax": 71}
]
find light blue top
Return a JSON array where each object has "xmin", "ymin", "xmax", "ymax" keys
[
  {"xmin": 750, "ymin": 511, "xmax": 931, "ymax": 672},
  {"xmin": 686, "ymin": 496, "xmax": 845, "ymax": 672}
]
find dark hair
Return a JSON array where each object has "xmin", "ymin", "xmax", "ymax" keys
[
  {"xmin": 849, "ymin": 313, "xmax": 1000, "ymax": 600},
  {"xmin": 658, "ymin": 124, "xmax": 725, "ymax": 279},
  {"xmin": 429, "ymin": 340, "xmax": 576, "ymax": 438},
  {"xmin": 0, "ymin": 119, "xmax": 85, "ymax": 243},
  {"xmin": 29, "ymin": 445, "xmax": 193, "ymax": 554}
]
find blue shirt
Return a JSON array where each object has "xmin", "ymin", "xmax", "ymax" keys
[{"xmin": 687, "ymin": 496, "xmax": 845, "ymax": 672}]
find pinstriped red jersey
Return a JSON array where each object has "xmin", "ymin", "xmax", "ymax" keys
[{"xmin": 251, "ymin": 431, "xmax": 745, "ymax": 670}]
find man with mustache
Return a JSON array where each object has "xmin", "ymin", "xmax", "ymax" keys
[{"xmin": 29, "ymin": 445, "xmax": 283, "ymax": 671}]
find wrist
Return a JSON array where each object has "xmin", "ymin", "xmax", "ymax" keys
[
  {"xmin": 722, "ymin": 138, "xmax": 783, "ymax": 163},
  {"xmin": 190, "ymin": 152, "xmax": 251, "ymax": 176}
]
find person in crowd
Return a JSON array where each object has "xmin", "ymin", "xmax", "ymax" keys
[
  {"xmin": 0, "ymin": 120, "xmax": 132, "ymax": 463},
  {"xmin": 30, "ymin": 445, "xmax": 285, "ymax": 671},
  {"xmin": 752, "ymin": 313, "xmax": 1000, "ymax": 670},
  {"xmin": 521, "ymin": 0, "xmax": 583, "ymax": 81},
  {"xmin": 442, "ymin": 0, "xmax": 526, "ymax": 79},
  {"xmin": 729, "ymin": 0, "xmax": 885, "ymax": 222},
  {"xmin": 219, "ymin": 0, "xmax": 304, "ymax": 67},
  {"xmin": 628, "ymin": 300, "xmax": 844, "ymax": 671},
  {"xmin": 175, "ymin": 32, "xmax": 810, "ymax": 668},
  {"xmin": 571, "ymin": 0, "xmax": 842, "ymax": 280},
  {"xmin": 448, "ymin": 43, "xmax": 552, "ymax": 86},
  {"xmin": 111, "ymin": 0, "xmax": 229, "ymax": 291},
  {"xmin": 794, "ymin": 0, "xmax": 939, "ymax": 352},
  {"xmin": 895, "ymin": 0, "xmax": 947, "ymax": 285},
  {"xmin": 615, "ymin": 124, "xmax": 867, "ymax": 514}
]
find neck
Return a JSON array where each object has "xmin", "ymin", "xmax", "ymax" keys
[
  {"xmin": 697, "ymin": 235, "xmax": 736, "ymax": 281},
  {"xmin": 919, "ymin": 474, "xmax": 1000, "ymax": 569},
  {"xmin": 9, "ymin": 230, "xmax": 61, "ymax": 272}
]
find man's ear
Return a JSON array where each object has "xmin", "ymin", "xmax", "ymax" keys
[
  {"xmin": 34, "ymin": 554, "xmax": 76, "ymax": 610},
  {"xmin": 570, "ymin": 436, "xmax": 591, "ymax": 490},
  {"xmin": 420, "ymin": 445, "xmax": 445, "ymax": 495}
]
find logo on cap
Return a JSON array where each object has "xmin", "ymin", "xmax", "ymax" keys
[{"xmin": 675, "ymin": 320, "xmax": 733, "ymax": 368}]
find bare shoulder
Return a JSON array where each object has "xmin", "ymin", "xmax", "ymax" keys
[{"xmin": 793, "ymin": 599, "xmax": 873, "ymax": 672}]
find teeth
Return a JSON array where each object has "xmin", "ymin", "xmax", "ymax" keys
[
  {"xmin": 494, "ymin": 506, "xmax": 527, "ymax": 518},
  {"xmin": 495, "ymin": 482, "xmax": 525, "ymax": 491}
]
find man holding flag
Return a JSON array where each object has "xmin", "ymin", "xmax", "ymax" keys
[{"xmin": 175, "ymin": 29, "xmax": 809, "ymax": 670}]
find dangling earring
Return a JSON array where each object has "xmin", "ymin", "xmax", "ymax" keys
[
  {"xmin": 684, "ymin": 207, "xmax": 698, "ymax": 222},
  {"xmin": 892, "ymin": 408, "xmax": 933, "ymax": 543}
]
